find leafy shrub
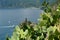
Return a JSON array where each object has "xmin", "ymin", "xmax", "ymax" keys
[{"xmin": 7, "ymin": 1, "xmax": 60, "ymax": 40}]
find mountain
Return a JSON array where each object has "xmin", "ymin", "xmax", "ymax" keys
[
  {"xmin": 0, "ymin": 0, "xmax": 57, "ymax": 9},
  {"xmin": 0, "ymin": 0, "xmax": 41, "ymax": 8}
]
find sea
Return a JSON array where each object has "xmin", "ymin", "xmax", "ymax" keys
[{"xmin": 0, "ymin": 8, "xmax": 43, "ymax": 40}]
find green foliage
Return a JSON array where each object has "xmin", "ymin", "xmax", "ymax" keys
[{"xmin": 6, "ymin": 1, "xmax": 60, "ymax": 40}]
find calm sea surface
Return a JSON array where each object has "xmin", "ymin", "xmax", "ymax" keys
[{"xmin": 0, "ymin": 8, "xmax": 43, "ymax": 40}]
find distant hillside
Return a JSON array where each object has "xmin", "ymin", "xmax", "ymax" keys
[
  {"xmin": 0, "ymin": 0, "xmax": 40, "ymax": 8},
  {"xmin": 0, "ymin": 0, "xmax": 56, "ymax": 9}
]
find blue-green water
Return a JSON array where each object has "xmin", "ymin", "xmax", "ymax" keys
[
  {"xmin": 0, "ymin": 27, "xmax": 14, "ymax": 40},
  {"xmin": 0, "ymin": 8, "xmax": 43, "ymax": 40}
]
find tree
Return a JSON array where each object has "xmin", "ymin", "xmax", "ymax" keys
[{"xmin": 6, "ymin": 0, "xmax": 60, "ymax": 40}]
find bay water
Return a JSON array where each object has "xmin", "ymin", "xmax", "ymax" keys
[{"xmin": 0, "ymin": 8, "xmax": 43, "ymax": 40}]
